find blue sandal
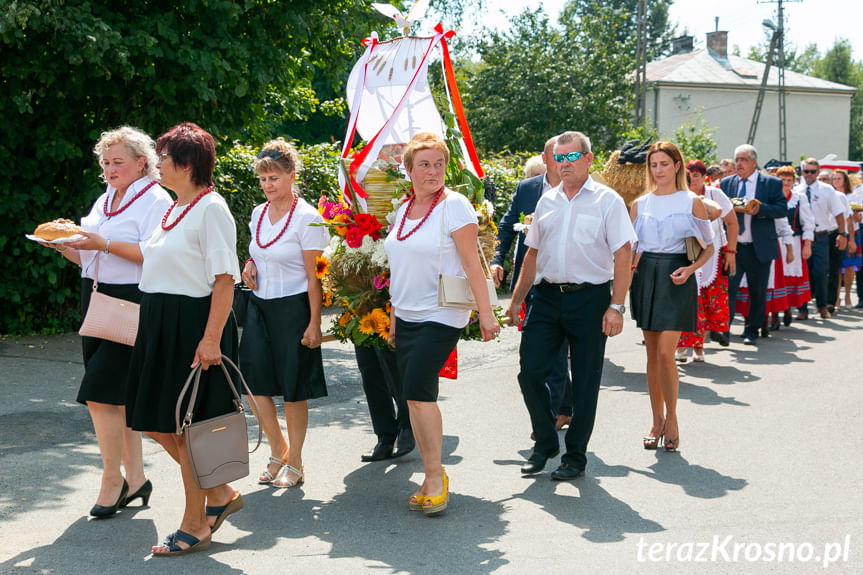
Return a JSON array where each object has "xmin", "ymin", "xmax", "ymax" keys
[
  {"xmin": 206, "ymin": 491, "xmax": 244, "ymax": 534},
  {"xmin": 154, "ymin": 529, "xmax": 211, "ymax": 557}
]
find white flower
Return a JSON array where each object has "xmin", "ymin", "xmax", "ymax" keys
[{"xmin": 371, "ymin": 239, "xmax": 389, "ymax": 267}]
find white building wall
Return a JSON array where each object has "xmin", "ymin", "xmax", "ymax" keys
[{"xmin": 646, "ymin": 84, "xmax": 852, "ymax": 162}]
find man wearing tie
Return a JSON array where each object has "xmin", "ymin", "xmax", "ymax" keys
[
  {"xmin": 793, "ymin": 158, "xmax": 848, "ymax": 319},
  {"xmin": 720, "ymin": 144, "xmax": 787, "ymax": 345}
]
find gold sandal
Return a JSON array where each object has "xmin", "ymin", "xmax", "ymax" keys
[{"xmin": 272, "ymin": 464, "xmax": 304, "ymax": 488}]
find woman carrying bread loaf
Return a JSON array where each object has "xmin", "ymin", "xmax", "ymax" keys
[
  {"xmin": 239, "ymin": 138, "xmax": 329, "ymax": 489},
  {"xmin": 43, "ymin": 126, "xmax": 172, "ymax": 517}
]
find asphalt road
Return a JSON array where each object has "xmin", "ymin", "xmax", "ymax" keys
[{"xmin": 1, "ymin": 300, "xmax": 861, "ymax": 574}]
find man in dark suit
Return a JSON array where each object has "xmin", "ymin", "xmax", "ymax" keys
[
  {"xmin": 491, "ymin": 137, "xmax": 572, "ymax": 428},
  {"xmin": 720, "ymin": 144, "xmax": 788, "ymax": 345}
]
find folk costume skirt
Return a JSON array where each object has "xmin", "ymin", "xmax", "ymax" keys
[
  {"xmin": 395, "ymin": 317, "xmax": 461, "ymax": 402},
  {"xmin": 631, "ymin": 252, "xmax": 697, "ymax": 332},
  {"xmin": 77, "ymin": 278, "xmax": 142, "ymax": 406},
  {"xmin": 238, "ymin": 292, "xmax": 327, "ymax": 402},
  {"xmin": 125, "ymin": 292, "xmax": 239, "ymax": 433}
]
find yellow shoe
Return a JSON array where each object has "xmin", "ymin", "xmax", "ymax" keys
[
  {"xmin": 408, "ymin": 491, "xmax": 426, "ymax": 511},
  {"xmin": 422, "ymin": 470, "xmax": 449, "ymax": 516}
]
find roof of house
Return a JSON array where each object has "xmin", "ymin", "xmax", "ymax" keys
[{"xmin": 646, "ymin": 49, "xmax": 857, "ymax": 94}]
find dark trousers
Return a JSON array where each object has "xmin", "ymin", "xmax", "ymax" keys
[
  {"xmin": 517, "ymin": 282, "xmax": 610, "ymax": 470},
  {"xmin": 803, "ymin": 233, "xmax": 830, "ymax": 311},
  {"xmin": 354, "ymin": 345, "xmax": 409, "ymax": 442},
  {"xmin": 727, "ymin": 243, "xmax": 771, "ymax": 339},
  {"xmin": 548, "ymin": 341, "xmax": 572, "ymax": 417},
  {"xmin": 827, "ymin": 230, "xmax": 842, "ymax": 308}
]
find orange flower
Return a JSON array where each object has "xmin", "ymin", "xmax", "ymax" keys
[
  {"xmin": 332, "ymin": 213, "xmax": 351, "ymax": 236},
  {"xmin": 370, "ymin": 307, "xmax": 390, "ymax": 338},
  {"xmin": 322, "ymin": 290, "xmax": 333, "ymax": 307},
  {"xmin": 358, "ymin": 312, "xmax": 377, "ymax": 335},
  {"xmin": 338, "ymin": 312, "xmax": 352, "ymax": 328},
  {"xmin": 315, "ymin": 255, "xmax": 329, "ymax": 279}
]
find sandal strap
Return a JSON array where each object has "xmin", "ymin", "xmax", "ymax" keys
[
  {"xmin": 273, "ymin": 464, "xmax": 303, "ymax": 486},
  {"xmin": 164, "ymin": 529, "xmax": 199, "ymax": 552},
  {"xmin": 268, "ymin": 455, "xmax": 287, "ymax": 466}
]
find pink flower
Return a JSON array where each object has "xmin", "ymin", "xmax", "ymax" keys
[{"xmin": 373, "ymin": 274, "xmax": 389, "ymax": 290}]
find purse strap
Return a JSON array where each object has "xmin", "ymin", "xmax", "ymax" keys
[
  {"xmin": 91, "ymin": 253, "xmax": 100, "ymax": 292},
  {"xmin": 174, "ymin": 355, "xmax": 263, "ymax": 453},
  {"xmin": 437, "ymin": 195, "xmax": 494, "ymax": 280}
]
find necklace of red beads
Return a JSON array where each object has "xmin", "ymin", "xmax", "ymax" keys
[
  {"xmin": 104, "ymin": 180, "xmax": 157, "ymax": 217},
  {"xmin": 161, "ymin": 185, "xmax": 214, "ymax": 231},
  {"xmin": 256, "ymin": 195, "xmax": 298, "ymax": 249},
  {"xmin": 396, "ymin": 187, "xmax": 444, "ymax": 241}
]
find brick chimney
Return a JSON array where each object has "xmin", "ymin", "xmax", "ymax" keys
[{"xmin": 706, "ymin": 31, "xmax": 728, "ymax": 59}]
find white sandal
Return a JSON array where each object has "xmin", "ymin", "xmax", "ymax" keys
[
  {"xmin": 258, "ymin": 456, "xmax": 286, "ymax": 484},
  {"xmin": 272, "ymin": 464, "xmax": 304, "ymax": 488},
  {"xmin": 675, "ymin": 348, "xmax": 689, "ymax": 363}
]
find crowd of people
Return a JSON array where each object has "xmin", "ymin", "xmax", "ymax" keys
[{"xmin": 39, "ymin": 123, "xmax": 861, "ymax": 557}]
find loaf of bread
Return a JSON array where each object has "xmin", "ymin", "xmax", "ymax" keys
[{"xmin": 33, "ymin": 218, "xmax": 82, "ymax": 241}]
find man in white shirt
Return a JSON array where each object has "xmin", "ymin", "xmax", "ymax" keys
[
  {"xmin": 794, "ymin": 158, "xmax": 847, "ymax": 319},
  {"xmin": 505, "ymin": 131, "xmax": 635, "ymax": 481},
  {"xmin": 491, "ymin": 136, "xmax": 573, "ymax": 431}
]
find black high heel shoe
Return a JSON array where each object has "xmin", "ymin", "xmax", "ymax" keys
[
  {"xmin": 121, "ymin": 479, "xmax": 152, "ymax": 508},
  {"xmin": 90, "ymin": 480, "xmax": 129, "ymax": 518}
]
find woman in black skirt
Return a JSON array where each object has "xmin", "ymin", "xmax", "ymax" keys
[
  {"xmin": 43, "ymin": 126, "xmax": 171, "ymax": 517},
  {"xmin": 125, "ymin": 123, "xmax": 242, "ymax": 556},
  {"xmin": 630, "ymin": 141, "xmax": 714, "ymax": 452},
  {"xmin": 383, "ymin": 132, "xmax": 498, "ymax": 515},
  {"xmin": 239, "ymin": 138, "xmax": 329, "ymax": 489}
]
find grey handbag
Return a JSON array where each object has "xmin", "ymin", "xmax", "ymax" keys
[
  {"xmin": 175, "ymin": 356, "xmax": 262, "ymax": 489},
  {"xmin": 436, "ymin": 199, "xmax": 498, "ymax": 310}
]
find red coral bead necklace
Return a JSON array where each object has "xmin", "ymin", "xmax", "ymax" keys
[
  {"xmin": 256, "ymin": 194, "xmax": 298, "ymax": 249},
  {"xmin": 396, "ymin": 186, "xmax": 444, "ymax": 241},
  {"xmin": 104, "ymin": 180, "xmax": 158, "ymax": 217},
  {"xmin": 161, "ymin": 185, "xmax": 213, "ymax": 231}
]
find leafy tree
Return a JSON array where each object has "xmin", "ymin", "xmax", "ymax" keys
[
  {"xmin": 0, "ymin": 0, "xmax": 381, "ymax": 333},
  {"xmin": 461, "ymin": 0, "xmax": 674, "ymax": 155},
  {"xmin": 673, "ymin": 108, "xmax": 719, "ymax": 165},
  {"xmin": 811, "ymin": 40, "xmax": 863, "ymax": 161}
]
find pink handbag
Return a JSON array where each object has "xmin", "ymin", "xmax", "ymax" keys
[{"xmin": 78, "ymin": 255, "xmax": 140, "ymax": 346}]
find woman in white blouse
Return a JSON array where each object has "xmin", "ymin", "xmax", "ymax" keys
[
  {"xmin": 47, "ymin": 126, "xmax": 171, "ymax": 517},
  {"xmin": 384, "ymin": 132, "xmax": 498, "ymax": 516},
  {"xmin": 239, "ymin": 138, "xmax": 329, "ymax": 489},
  {"xmin": 630, "ymin": 141, "xmax": 714, "ymax": 452},
  {"xmin": 125, "ymin": 123, "xmax": 242, "ymax": 556}
]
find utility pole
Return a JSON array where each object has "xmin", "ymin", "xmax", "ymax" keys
[
  {"xmin": 634, "ymin": 0, "xmax": 648, "ymax": 128},
  {"xmin": 755, "ymin": 0, "xmax": 801, "ymax": 160}
]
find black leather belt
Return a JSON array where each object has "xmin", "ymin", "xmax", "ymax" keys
[
  {"xmin": 539, "ymin": 280, "xmax": 589, "ymax": 293},
  {"xmin": 815, "ymin": 230, "xmax": 830, "ymax": 236}
]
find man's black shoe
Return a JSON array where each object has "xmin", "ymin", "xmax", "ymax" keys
[
  {"xmin": 361, "ymin": 439, "xmax": 394, "ymax": 462},
  {"xmin": 709, "ymin": 330, "xmax": 729, "ymax": 347},
  {"xmin": 392, "ymin": 427, "xmax": 415, "ymax": 458},
  {"xmin": 742, "ymin": 336, "xmax": 757, "ymax": 346},
  {"xmin": 550, "ymin": 463, "xmax": 585, "ymax": 481},
  {"xmin": 520, "ymin": 449, "xmax": 560, "ymax": 475}
]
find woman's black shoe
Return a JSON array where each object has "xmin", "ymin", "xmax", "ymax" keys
[
  {"xmin": 121, "ymin": 479, "xmax": 152, "ymax": 508},
  {"xmin": 90, "ymin": 480, "xmax": 129, "ymax": 518}
]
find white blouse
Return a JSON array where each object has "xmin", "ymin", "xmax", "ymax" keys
[
  {"xmin": 633, "ymin": 190, "xmax": 714, "ymax": 254},
  {"xmin": 140, "ymin": 192, "xmax": 241, "ymax": 297},
  {"xmin": 247, "ymin": 198, "xmax": 330, "ymax": 299},
  {"xmin": 384, "ymin": 191, "xmax": 477, "ymax": 329},
  {"xmin": 79, "ymin": 177, "xmax": 173, "ymax": 284}
]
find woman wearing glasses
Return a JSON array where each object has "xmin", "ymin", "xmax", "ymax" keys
[
  {"xmin": 126, "ymin": 122, "xmax": 242, "ymax": 556},
  {"xmin": 239, "ymin": 138, "xmax": 329, "ymax": 489},
  {"xmin": 630, "ymin": 141, "xmax": 714, "ymax": 452},
  {"xmin": 45, "ymin": 127, "xmax": 171, "ymax": 517}
]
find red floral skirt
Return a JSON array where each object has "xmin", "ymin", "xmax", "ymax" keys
[{"xmin": 678, "ymin": 273, "xmax": 730, "ymax": 348}]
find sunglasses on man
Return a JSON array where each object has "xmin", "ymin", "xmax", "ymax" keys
[{"xmin": 553, "ymin": 152, "xmax": 584, "ymax": 163}]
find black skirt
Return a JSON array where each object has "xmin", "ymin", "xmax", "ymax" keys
[
  {"xmin": 77, "ymin": 278, "xmax": 143, "ymax": 406},
  {"xmin": 238, "ymin": 292, "xmax": 327, "ymax": 402},
  {"xmin": 630, "ymin": 252, "xmax": 697, "ymax": 332},
  {"xmin": 395, "ymin": 318, "xmax": 461, "ymax": 402},
  {"xmin": 125, "ymin": 293, "xmax": 239, "ymax": 433}
]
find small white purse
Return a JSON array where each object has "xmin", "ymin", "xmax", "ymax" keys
[{"xmin": 436, "ymin": 200, "xmax": 499, "ymax": 310}]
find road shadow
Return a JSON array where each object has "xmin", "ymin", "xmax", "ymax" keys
[
  {"xmin": 229, "ymin": 434, "xmax": 507, "ymax": 573},
  {"xmin": 509, "ymin": 455, "xmax": 663, "ymax": 543},
  {"xmin": 0, "ymin": 515, "xmax": 244, "ymax": 574},
  {"xmin": 632, "ymin": 452, "xmax": 748, "ymax": 499}
]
